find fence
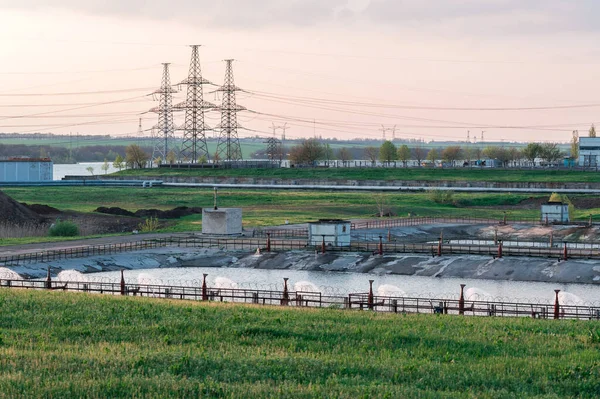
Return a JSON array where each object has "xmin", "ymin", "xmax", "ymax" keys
[
  {"xmin": 3, "ymin": 234, "xmax": 600, "ymax": 266},
  {"xmin": 1, "ymin": 277, "xmax": 598, "ymax": 321},
  {"xmin": 350, "ymin": 216, "xmax": 551, "ymax": 230}
]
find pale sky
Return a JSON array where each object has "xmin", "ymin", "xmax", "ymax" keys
[{"xmin": 0, "ymin": 1, "xmax": 599, "ymax": 143}]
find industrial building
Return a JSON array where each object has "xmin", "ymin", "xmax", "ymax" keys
[
  {"xmin": 579, "ymin": 137, "xmax": 600, "ymax": 167},
  {"xmin": 0, "ymin": 158, "xmax": 53, "ymax": 182}
]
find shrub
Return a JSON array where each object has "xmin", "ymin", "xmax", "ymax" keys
[
  {"xmin": 429, "ymin": 189, "xmax": 454, "ymax": 204},
  {"xmin": 138, "ymin": 217, "xmax": 160, "ymax": 233},
  {"xmin": 48, "ymin": 220, "xmax": 79, "ymax": 237}
]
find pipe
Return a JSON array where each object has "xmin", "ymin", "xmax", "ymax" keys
[
  {"xmin": 378, "ymin": 236, "xmax": 383, "ymax": 256},
  {"xmin": 45, "ymin": 266, "xmax": 52, "ymax": 290},
  {"xmin": 563, "ymin": 243, "xmax": 568, "ymax": 261},
  {"xmin": 202, "ymin": 273, "xmax": 208, "ymax": 301},
  {"xmin": 368, "ymin": 280, "xmax": 374, "ymax": 310},
  {"xmin": 266, "ymin": 233, "xmax": 271, "ymax": 252},
  {"xmin": 281, "ymin": 278, "xmax": 289, "ymax": 306},
  {"xmin": 120, "ymin": 269, "xmax": 125, "ymax": 296},
  {"xmin": 497, "ymin": 241, "xmax": 503, "ymax": 259},
  {"xmin": 459, "ymin": 284, "xmax": 466, "ymax": 315},
  {"xmin": 554, "ymin": 289, "xmax": 561, "ymax": 320}
]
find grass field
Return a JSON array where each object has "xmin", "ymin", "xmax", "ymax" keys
[
  {"xmin": 2, "ymin": 187, "xmax": 557, "ymax": 232},
  {"xmin": 0, "ymin": 289, "xmax": 598, "ymax": 398},
  {"xmin": 115, "ymin": 167, "xmax": 600, "ymax": 183}
]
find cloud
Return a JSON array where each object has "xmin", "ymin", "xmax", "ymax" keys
[{"xmin": 2, "ymin": 0, "xmax": 600, "ymax": 34}]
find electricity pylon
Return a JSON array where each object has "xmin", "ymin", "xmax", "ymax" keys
[
  {"xmin": 150, "ymin": 63, "xmax": 177, "ymax": 164},
  {"xmin": 175, "ymin": 45, "xmax": 215, "ymax": 163},
  {"xmin": 215, "ymin": 59, "xmax": 245, "ymax": 162}
]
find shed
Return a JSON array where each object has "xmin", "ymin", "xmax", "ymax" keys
[
  {"xmin": 0, "ymin": 158, "xmax": 53, "ymax": 182},
  {"xmin": 308, "ymin": 219, "xmax": 351, "ymax": 247},
  {"xmin": 541, "ymin": 202, "xmax": 570, "ymax": 223}
]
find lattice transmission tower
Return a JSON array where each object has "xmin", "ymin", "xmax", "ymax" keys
[
  {"xmin": 215, "ymin": 60, "xmax": 245, "ymax": 162},
  {"xmin": 150, "ymin": 63, "xmax": 177, "ymax": 164},
  {"xmin": 175, "ymin": 45, "xmax": 215, "ymax": 163},
  {"xmin": 265, "ymin": 123, "xmax": 284, "ymax": 161}
]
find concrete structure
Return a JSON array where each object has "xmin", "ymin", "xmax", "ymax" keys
[
  {"xmin": 0, "ymin": 158, "xmax": 53, "ymax": 182},
  {"xmin": 579, "ymin": 137, "xmax": 600, "ymax": 167},
  {"xmin": 308, "ymin": 219, "xmax": 351, "ymax": 247},
  {"xmin": 202, "ymin": 208, "xmax": 242, "ymax": 235},
  {"xmin": 541, "ymin": 202, "xmax": 570, "ymax": 223}
]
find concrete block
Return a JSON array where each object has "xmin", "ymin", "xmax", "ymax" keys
[{"xmin": 202, "ymin": 208, "xmax": 242, "ymax": 235}]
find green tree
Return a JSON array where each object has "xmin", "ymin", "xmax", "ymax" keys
[
  {"xmin": 426, "ymin": 148, "xmax": 438, "ymax": 166},
  {"xmin": 113, "ymin": 154, "xmax": 124, "ymax": 171},
  {"xmin": 364, "ymin": 146, "xmax": 379, "ymax": 165},
  {"xmin": 125, "ymin": 144, "xmax": 150, "ymax": 169},
  {"xmin": 397, "ymin": 144, "xmax": 411, "ymax": 167},
  {"xmin": 101, "ymin": 159, "xmax": 110, "ymax": 175},
  {"xmin": 590, "ymin": 124, "xmax": 597, "ymax": 138},
  {"xmin": 571, "ymin": 131, "xmax": 579, "ymax": 162},
  {"xmin": 379, "ymin": 141, "xmax": 397, "ymax": 165},
  {"xmin": 522, "ymin": 143, "xmax": 542, "ymax": 166},
  {"xmin": 166, "ymin": 150, "xmax": 177, "ymax": 165},
  {"xmin": 540, "ymin": 142, "xmax": 563, "ymax": 164},
  {"xmin": 289, "ymin": 139, "xmax": 324, "ymax": 166},
  {"xmin": 483, "ymin": 146, "xmax": 510, "ymax": 167},
  {"xmin": 441, "ymin": 146, "xmax": 462, "ymax": 166}
]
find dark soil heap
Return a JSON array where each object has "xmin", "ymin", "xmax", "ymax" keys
[
  {"xmin": 0, "ymin": 190, "xmax": 44, "ymax": 225},
  {"xmin": 95, "ymin": 206, "xmax": 203, "ymax": 219}
]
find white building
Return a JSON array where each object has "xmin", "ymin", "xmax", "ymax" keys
[
  {"xmin": 0, "ymin": 158, "xmax": 53, "ymax": 182},
  {"xmin": 308, "ymin": 219, "xmax": 352, "ymax": 247},
  {"xmin": 579, "ymin": 137, "xmax": 600, "ymax": 167},
  {"xmin": 541, "ymin": 202, "xmax": 570, "ymax": 223}
]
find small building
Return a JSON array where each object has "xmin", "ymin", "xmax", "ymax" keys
[
  {"xmin": 0, "ymin": 158, "xmax": 53, "ymax": 182},
  {"xmin": 202, "ymin": 208, "xmax": 242, "ymax": 235},
  {"xmin": 308, "ymin": 219, "xmax": 351, "ymax": 247},
  {"xmin": 579, "ymin": 137, "xmax": 600, "ymax": 167},
  {"xmin": 541, "ymin": 202, "xmax": 570, "ymax": 223}
]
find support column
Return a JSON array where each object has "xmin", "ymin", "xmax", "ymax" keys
[
  {"xmin": 202, "ymin": 273, "xmax": 208, "ymax": 301},
  {"xmin": 459, "ymin": 284, "xmax": 466, "ymax": 315},
  {"xmin": 554, "ymin": 289, "xmax": 561, "ymax": 320}
]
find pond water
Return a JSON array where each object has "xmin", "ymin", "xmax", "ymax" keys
[
  {"xmin": 83, "ymin": 267, "xmax": 600, "ymax": 306},
  {"xmin": 54, "ymin": 162, "xmax": 120, "ymax": 180}
]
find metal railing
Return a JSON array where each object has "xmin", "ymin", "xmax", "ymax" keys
[{"xmin": 1, "ymin": 278, "xmax": 598, "ymax": 321}]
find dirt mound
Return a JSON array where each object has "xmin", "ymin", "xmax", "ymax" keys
[
  {"xmin": 95, "ymin": 207, "xmax": 135, "ymax": 217},
  {"xmin": 570, "ymin": 197, "xmax": 600, "ymax": 210},
  {"xmin": 95, "ymin": 206, "xmax": 202, "ymax": 219},
  {"xmin": 0, "ymin": 191, "xmax": 44, "ymax": 225},
  {"xmin": 22, "ymin": 203, "xmax": 61, "ymax": 215}
]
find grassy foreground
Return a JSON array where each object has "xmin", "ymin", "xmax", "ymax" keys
[
  {"xmin": 115, "ymin": 167, "xmax": 600, "ymax": 183},
  {"xmin": 0, "ymin": 290, "xmax": 599, "ymax": 398}
]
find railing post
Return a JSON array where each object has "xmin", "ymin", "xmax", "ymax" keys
[
  {"xmin": 378, "ymin": 235, "xmax": 383, "ymax": 256},
  {"xmin": 266, "ymin": 233, "xmax": 271, "ymax": 252},
  {"xmin": 368, "ymin": 279, "xmax": 374, "ymax": 310},
  {"xmin": 45, "ymin": 266, "xmax": 52, "ymax": 290},
  {"xmin": 202, "ymin": 273, "xmax": 208, "ymax": 301},
  {"xmin": 459, "ymin": 284, "xmax": 466, "ymax": 315},
  {"xmin": 563, "ymin": 243, "xmax": 568, "ymax": 261},
  {"xmin": 120, "ymin": 269, "xmax": 126, "ymax": 296},
  {"xmin": 321, "ymin": 235, "xmax": 326, "ymax": 254},
  {"xmin": 497, "ymin": 241, "xmax": 503, "ymax": 259},
  {"xmin": 281, "ymin": 278, "xmax": 289, "ymax": 306},
  {"xmin": 554, "ymin": 290, "xmax": 560, "ymax": 320},
  {"xmin": 437, "ymin": 238, "xmax": 442, "ymax": 257}
]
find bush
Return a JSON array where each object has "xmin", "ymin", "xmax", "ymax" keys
[
  {"xmin": 429, "ymin": 189, "xmax": 454, "ymax": 204},
  {"xmin": 48, "ymin": 220, "xmax": 79, "ymax": 237},
  {"xmin": 138, "ymin": 217, "xmax": 160, "ymax": 233}
]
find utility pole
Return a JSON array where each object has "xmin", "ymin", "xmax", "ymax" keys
[
  {"xmin": 175, "ymin": 45, "xmax": 215, "ymax": 163},
  {"xmin": 215, "ymin": 59, "xmax": 245, "ymax": 162},
  {"xmin": 380, "ymin": 125, "xmax": 396, "ymax": 141},
  {"xmin": 150, "ymin": 63, "xmax": 177, "ymax": 165}
]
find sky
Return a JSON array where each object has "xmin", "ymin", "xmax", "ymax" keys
[{"xmin": 0, "ymin": 0, "xmax": 599, "ymax": 143}]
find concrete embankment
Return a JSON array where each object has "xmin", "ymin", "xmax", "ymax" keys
[{"xmin": 6, "ymin": 247, "xmax": 600, "ymax": 285}]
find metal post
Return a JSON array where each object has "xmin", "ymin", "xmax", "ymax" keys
[
  {"xmin": 202, "ymin": 273, "xmax": 208, "ymax": 301},
  {"xmin": 281, "ymin": 278, "xmax": 289, "ymax": 306},
  {"xmin": 497, "ymin": 241, "xmax": 503, "ymax": 259},
  {"xmin": 437, "ymin": 238, "xmax": 442, "ymax": 257},
  {"xmin": 563, "ymin": 243, "xmax": 568, "ymax": 261},
  {"xmin": 45, "ymin": 266, "xmax": 52, "ymax": 290},
  {"xmin": 378, "ymin": 235, "xmax": 383, "ymax": 256},
  {"xmin": 321, "ymin": 235, "xmax": 326, "ymax": 254},
  {"xmin": 120, "ymin": 269, "xmax": 126, "ymax": 296},
  {"xmin": 368, "ymin": 279, "xmax": 374, "ymax": 310},
  {"xmin": 554, "ymin": 289, "xmax": 560, "ymax": 320},
  {"xmin": 213, "ymin": 187, "xmax": 218, "ymax": 210},
  {"xmin": 459, "ymin": 284, "xmax": 466, "ymax": 315},
  {"xmin": 266, "ymin": 233, "xmax": 271, "ymax": 252},
  {"xmin": 387, "ymin": 229, "xmax": 392, "ymax": 242}
]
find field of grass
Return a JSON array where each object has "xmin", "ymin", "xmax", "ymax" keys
[
  {"xmin": 0, "ymin": 289, "xmax": 598, "ymax": 398},
  {"xmin": 115, "ymin": 167, "xmax": 600, "ymax": 183},
  {"xmin": 2, "ymin": 187, "xmax": 555, "ymax": 232}
]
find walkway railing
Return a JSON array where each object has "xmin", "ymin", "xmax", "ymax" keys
[{"xmin": 1, "ymin": 277, "xmax": 598, "ymax": 321}]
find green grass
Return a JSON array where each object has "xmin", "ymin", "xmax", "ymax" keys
[
  {"xmin": 114, "ymin": 167, "xmax": 600, "ymax": 183},
  {"xmin": 5, "ymin": 187, "xmax": 600, "ymax": 240},
  {"xmin": 0, "ymin": 289, "xmax": 598, "ymax": 398}
]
